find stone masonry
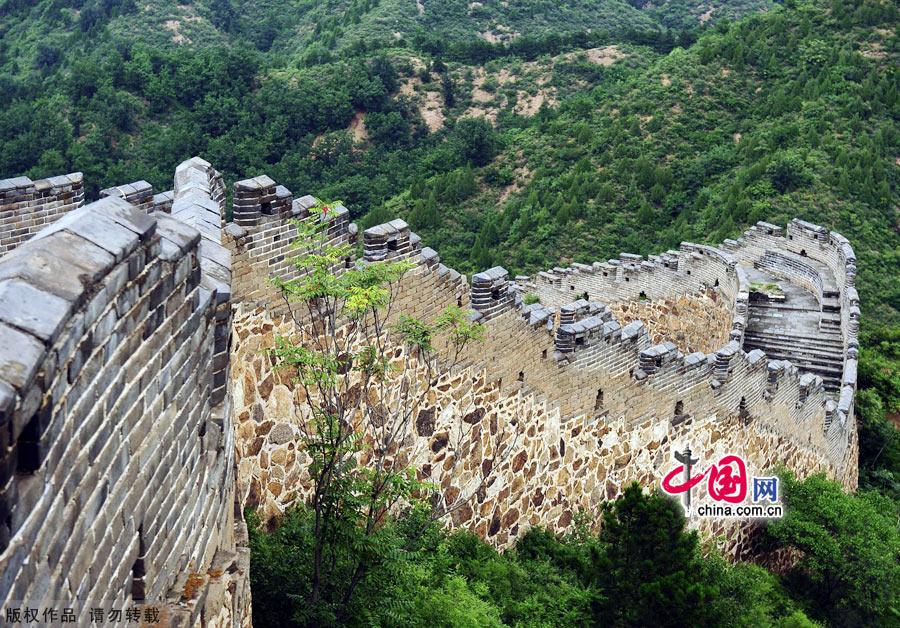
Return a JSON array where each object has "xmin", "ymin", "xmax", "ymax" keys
[
  {"xmin": 0, "ymin": 157, "xmax": 861, "ymax": 624},
  {"xmin": 229, "ymin": 195, "xmax": 858, "ymax": 560}
]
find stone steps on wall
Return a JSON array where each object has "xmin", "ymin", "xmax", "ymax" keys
[
  {"xmin": 743, "ymin": 337, "xmax": 844, "ymax": 365},
  {"xmin": 820, "ymin": 312, "xmax": 842, "ymax": 333},
  {"xmin": 743, "ymin": 329, "xmax": 844, "ymax": 391},
  {"xmin": 743, "ymin": 329, "xmax": 843, "ymax": 351}
]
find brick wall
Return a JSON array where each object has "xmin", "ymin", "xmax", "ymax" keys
[
  {"xmin": 231, "ymin": 217, "xmax": 858, "ymax": 560},
  {"xmin": 225, "ymin": 177, "xmax": 356, "ymax": 314},
  {"xmin": 0, "ymin": 159, "xmax": 249, "ymax": 626},
  {"xmin": 0, "ymin": 174, "xmax": 84, "ymax": 255}
]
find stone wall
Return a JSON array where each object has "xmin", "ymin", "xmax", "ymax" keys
[
  {"xmin": 720, "ymin": 220, "xmax": 859, "ymax": 467},
  {"xmin": 230, "ymin": 291, "xmax": 847, "ymax": 558},
  {"xmin": 230, "ymin": 217, "xmax": 857, "ymax": 559},
  {"xmin": 608, "ymin": 287, "xmax": 733, "ymax": 354},
  {"xmin": 0, "ymin": 159, "xmax": 250, "ymax": 626},
  {"xmin": 0, "ymin": 173, "xmax": 84, "ymax": 255},
  {"xmin": 522, "ymin": 241, "xmax": 749, "ymax": 346},
  {"xmin": 0, "ymin": 153, "xmax": 860, "ymax": 622}
]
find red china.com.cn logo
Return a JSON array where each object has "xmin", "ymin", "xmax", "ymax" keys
[{"xmin": 660, "ymin": 447, "xmax": 783, "ymax": 519}]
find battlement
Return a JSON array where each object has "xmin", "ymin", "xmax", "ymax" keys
[
  {"xmin": 0, "ymin": 173, "xmax": 84, "ymax": 255},
  {"xmin": 223, "ymin": 175, "xmax": 356, "ymax": 314}
]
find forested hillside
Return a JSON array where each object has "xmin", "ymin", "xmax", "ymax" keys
[{"xmin": 0, "ymin": 0, "xmax": 769, "ymax": 67}]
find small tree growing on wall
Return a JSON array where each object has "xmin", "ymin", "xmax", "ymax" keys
[{"xmin": 268, "ymin": 200, "xmax": 516, "ymax": 623}]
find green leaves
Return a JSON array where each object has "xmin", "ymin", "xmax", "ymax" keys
[
  {"xmin": 435, "ymin": 304, "xmax": 485, "ymax": 349},
  {"xmin": 766, "ymin": 473, "xmax": 900, "ymax": 625},
  {"xmin": 395, "ymin": 314, "xmax": 434, "ymax": 353}
]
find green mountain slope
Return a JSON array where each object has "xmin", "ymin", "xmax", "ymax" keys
[
  {"xmin": 0, "ymin": 0, "xmax": 771, "ymax": 72},
  {"xmin": 372, "ymin": 0, "xmax": 899, "ymax": 325},
  {"xmin": 0, "ymin": 0, "xmax": 894, "ymax": 326}
]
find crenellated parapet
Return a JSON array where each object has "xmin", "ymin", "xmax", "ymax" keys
[
  {"xmin": 100, "ymin": 180, "xmax": 154, "ymax": 212},
  {"xmin": 518, "ymin": 240, "xmax": 749, "ymax": 349},
  {"xmin": 224, "ymin": 176, "xmax": 356, "ymax": 313},
  {"xmin": 0, "ymin": 173, "xmax": 84, "ymax": 254},
  {"xmin": 721, "ymin": 219, "xmax": 859, "ymax": 440},
  {"xmin": 470, "ymin": 267, "xmax": 516, "ymax": 323},
  {"xmin": 466, "ymin": 220, "xmax": 858, "ymax": 481},
  {"xmin": 0, "ymin": 155, "xmax": 861, "ymax": 602}
]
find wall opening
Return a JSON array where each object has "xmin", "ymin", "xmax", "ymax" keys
[
  {"xmin": 456, "ymin": 296, "xmax": 463, "ymax": 307},
  {"xmin": 570, "ymin": 285, "xmax": 575, "ymax": 291},
  {"xmin": 739, "ymin": 396, "xmax": 751, "ymax": 425},
  {"xmin": 344, "ymin": 256, "xmax": 352, "ymax": 269},
  {"xmin": 131, "ymin": 525, "xmax": 146, "ymax": 603},
  {"xmin": 387, "ymin": 239, "xmax": 399, "ymax": 251},
  {"xmin": 491, "ymin": 288, "xmax": 501, "ymax": 300},
  {"xmin": 638, "ymin": 290, "xmax": 647, "ymax": 300},
  {"xmin": 575, "ymin": 337, "xmax": 585, "ymax": 346},
  {"xmin": 517, "ymin": 371, "xmax": 524, "ymax": 382},
  {"xmin": 594, "ymin": 389, "xmax": 604, "ymax": 411},
  {"xmin": 541, "ymin": 349, "xmax": 547, "ymax": 359},
  {"xmin": 16, "ymin": 412, "xmax": 44, "ymax": 474},
  {"xmin": 581, "ymin": 292, "xmax": 589, "ymax": 301},
  {"xmin": 800, "ymin": 249, "xmax": 807, "ymax": 257},
  {"xmin": 674, "ymin": 400, "xmax": 684, "ymax": 418},
  {"xmin": 714, "ymin": 278, "xmax": 719, "ymax": 287}
]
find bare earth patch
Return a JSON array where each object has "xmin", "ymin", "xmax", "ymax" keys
[
  {"xmin": 514, "ymin": 91, "xmax": 553, "ymax": 117},
  {"xmin": 661, "ymin": 74, "xmax": 672, "ymax": 87},
  {"xmin": 560, "ymin": 46, "xmax": 626, "ymax": 67},
  {"xmin": 164, "ymin": 20, "xmax": 188, "ymax": 44},
  {"xmin": 421, "ymin": 91, "xmax": 445, "ymax": 132},
  {"xmin": 499, "ymin": 152, "xmax": 533, "ymax": 203},
  {"xmin": 349, "ymin": 112, "xmax": 368, "ymax": 143}
]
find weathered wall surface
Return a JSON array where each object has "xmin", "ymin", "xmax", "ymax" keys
[
  {"xmin": 230, "ymin": 296, "xmax": 848, "ymax": 558},
  {"xmin": 608, "ymin": 287, "xmax": 732, "ymax": 354},
  {"xmin": 0, "ymin": 174, "xmax": 84, "ymax": 255},
  {"xmin": 0, "ymin": 150, "xmax": 860, "ymax": 621},
  {"xmin": 0, "ymin": 159, "xmax": 250, "ymax": 626}
]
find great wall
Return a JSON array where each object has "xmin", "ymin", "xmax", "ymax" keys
[{"xmin": 0, "ymin": 159, "xmax": 858, "ymax": 625}]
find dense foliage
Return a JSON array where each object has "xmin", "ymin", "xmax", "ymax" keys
[
  {"xmin": 3, "ymin": 2, "xmax": 895, "ymax": 327},
  {"xmin": 379, "ymin": 1, "xmax": 899, "ymax": 330},
  {"xmin": 249, "ymin": 484, "xmax": 834, "ymax": 627}
]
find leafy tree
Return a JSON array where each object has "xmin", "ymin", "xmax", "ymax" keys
[
  {"xmin": 267, "ymin": 200, "xmax": 495, "ymax": 621},
  {"xmin": 451, "ymin": 117, "xmax": 499, "ymax": 167},
  {"xmin": 766, "ymin": 473, "xmax": 900, "ymax": 626},
  {"xmin": 593, "ymin": 483, "xmax": 721, "ymax": 626}
]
